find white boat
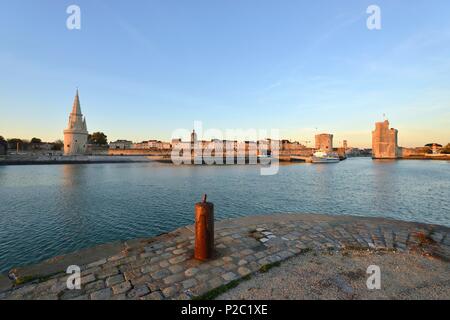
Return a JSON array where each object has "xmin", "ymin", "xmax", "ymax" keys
[{"xmin": 311, "ymin": 151, "xmax": 340, "ymax": 163}]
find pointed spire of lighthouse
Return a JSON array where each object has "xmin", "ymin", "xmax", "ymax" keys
[
  {"xmin": 64, "ymin": 89, "xmax": 89, "ymax": 155},
  {"xmin": 71, "ymin": 88, "xmax": 82, "ymax": 115}
]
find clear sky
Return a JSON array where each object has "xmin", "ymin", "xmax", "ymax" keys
[{"xmin": 0, "ymin": 0, "xmax": 449, "ymax": 148}]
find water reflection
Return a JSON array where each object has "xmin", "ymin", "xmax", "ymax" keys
[
  {"xmin": 62, "ymin": 164, "xmax": 87, "ymax": 188},
  {"xmin": 0, "ymin": 158, "xmax": 449, "ymax": 273}
]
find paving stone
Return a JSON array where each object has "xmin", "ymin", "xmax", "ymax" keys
[
  {"xmin": 84, "ymin": 280, "xmax": 105, "ymax": 292},
  {"xmin": 141, "ymin": 291, "xmax": 164, "ymax": 300},
  {"xmin": 111, "ymin": 293, "xmax": 127, "ymax": 300},
  {"xmin": 36, "ymin": 294, "xmax": 59, "ymax": 300},
  {"xmin": 208, "ymin": 277, "xmax": 224, "ymax": 288},
  {"xmin": 80, "ymin": 273, "xmax": 96, "ymax": 285},
  {"xmin": 126, "ymin": 285, "xmax": 150, "ymax": 299},
  {"xmin": 140, "ymin": 252, "xmax": 153, "ymax": 259},
  {"xmin": 177, "ymin": 242, "xmax": 189, "ymax": 249},
  {"xmin": 82, "ymin": 266, "xmax": 101, "ymax": 276},
  {"xmin": 14, "ymin": 283, "xmax": 38, "ymax": 296},
  {"xmin": 108, "ymin": 253, "xmax": 127, "ymax": 262},
  {"xmin": 223, "ymin": 263, "xmax": 237, "ymax": 271},
  {"xmin": 190, "ymin": 283, "xmax": 210, "ymax": 297},
  {"xmin": 169, "ymin": 255, "xmax": 188, "ymax": 264},
  {"xmin": 241, "ymin": 249, "xmax": 255, "ymax": 256},
  {"xmin": 182, "ymin": 278, "xmax": 197, "ymax": 289},
  {"xmin": 106, "ymin": 274, "xmax": 124, "ymax": 287},
  {"xmin": 265, "ymin": 254, "xmax": 284, "ymax": 263},
  {"xmin": 69, "ymin": 294, "xmax": 89, "ymax": 300},
  {"xmin": 383, "ymin": 232, "xmax": 395, "ymax": 249},
  {"xmin": 222, "ymin": 272, "xmax": 238, "ymax": 282},
  {"xmin": 237, "ymin": 267, "xmax": 251, "ymax": 277},
  {"xmin": 130, "ymin": 259, "xmax": 147, "ymax": 269},
  {"xmin": 90, "ymin": 288, "xmax": 112, "ymax": 300},
  {"xmin": 196, "ymin": 272, "xmax": 212, "ymax": 282},
  {"xmin": 278, "ymin": 250, "xmax": 294, "ymax": 259},
  {"xmin": 176, "ymin": 293, "xmax": 192, "ymax": 300},
  {"xmin": 173, "ymin": 248, "xmax": 188, "ymax": 255},
  {"xmin": 111, "ymin": 281, "xmax": 132, "ymax": 295},
  {"xmin": 238, "ymin": 259, "xmax": 248, "ymax": 266},
  {"xmin": 147, "ymin": 281, "xmax": 162, "ymax": 292},
  {"xmin": 222, "ymin": 256, "xmax": 234, "ymax": 263},
  {"xmin": 141, "ymin": 264, "xmax": 160, "ymax": 274},
  {"xmin": 222, "ymin": 236, "xmax": 234, "ymax": 244},
  {"xmin": 97, "ymin": 267, "xmax": 119, "ymax": 279},
  {"xmin": 60, "ymin": 289, "xmax": 86, "ymax": 300},
  {"xmin": 123, "ymin": 269, "xmax": 142, "ymax": 281},
  {"xmin": 49, "ymin": 280, "xmax": 67, "ymax": 293},
  {"xmin": 151, "ymin": 269, "xmax": 171, "ymax": 280},
  {"xmin": 185, "ymin": 267, "xmax": 199, "ymax": 277},
  {"xmin": 163, "ymin": 273, "xmax": 185, "ymax": 285},
  {"xmin": 212, "ymin": 259, "xmax": 224, "ymax": 267},
  {"xmin": 255, "ymin": 251, "xmax": 267, "ymax": 259},
  {"xmin": 162, "ymin": 286, "xmax": 178, "ymax": 298},
  {"xmin": 131, "ymin": 274, "xmax": 151, "ymax": 286},
  {"xmin": 149, "ymin": 256, "xmax": 162, "ymax": 264},
  {"xmin": 169, "ymin": 265, "xmax": 184, "ymax": 274},
  {"xmin": 211, "ymin": 267, "xmax": 225, "ymax": 275},
  {"xmin": 160, "ymin": 252, "xmax": 173, "ymax": 259},
  {"xmin": 86, "ymin": 258, "xmax": 107, "ymax": 268}
]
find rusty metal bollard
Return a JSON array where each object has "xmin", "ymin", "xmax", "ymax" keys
[{"xmin": 194, "ymin": 194, "xmax": 214, "ymax": 261}]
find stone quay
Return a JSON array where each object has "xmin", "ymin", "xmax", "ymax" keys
[{"xmin": 0, "ymin": 213, "xmax": 449, "ymax": 300}]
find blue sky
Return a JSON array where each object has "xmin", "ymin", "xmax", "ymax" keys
[{"xmin": 0, "ymin": 0, "xmax": 449, "ymax": 147}]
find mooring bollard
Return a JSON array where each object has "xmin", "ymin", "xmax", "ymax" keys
[{"xmin": 194, "ymin": 194, "xmax": 214, "ymax": 260}]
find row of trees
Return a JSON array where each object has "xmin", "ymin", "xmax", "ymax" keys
[
  {"xmin": 0, "ymin": 137, "xmax": 64, "ymax": 151},
  {"xmin": 0, "ymin": 132, "xmax": 108, "ymax": 151},
  {"xmin": 442, "ymin": 143, "xmax": 450, "ymax": 154}
]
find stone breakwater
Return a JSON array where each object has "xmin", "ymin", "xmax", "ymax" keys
[
  {"xmin": 0, "ymin": 155, "xmax": 152, "ymax": 166},
  {"xmin": 0, "ymin": 213, "xmax": 449, "ymax": 300}
]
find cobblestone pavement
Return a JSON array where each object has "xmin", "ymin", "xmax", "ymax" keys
[{"xmin": 1, "ymin": 214, "xmax": 449, "ymax": 300}]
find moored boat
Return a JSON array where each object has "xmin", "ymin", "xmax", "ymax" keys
[{"xmin": 311, "ymin": 151, "xmax": 340, "ymax": 163}]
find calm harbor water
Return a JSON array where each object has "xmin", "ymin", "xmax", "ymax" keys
[{"xmin": 0, "ymin": 158, "xmax": 449, "ymax": 273}]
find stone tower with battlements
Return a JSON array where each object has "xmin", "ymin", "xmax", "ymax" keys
[
  {"xmin": 63, "ymin": 90, "xmax": 89, "ymax": 155},
  {"xmin": 372, "ymin": 120, "xmax": 398, "ymax": 159},
  {"xmin": 315, "ymin": 133, "xmax": 333, "ymax": 152}
]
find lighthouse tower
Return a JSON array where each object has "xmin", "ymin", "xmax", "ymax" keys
[{"xmin": 63, "ymin": 90, "xmax": 89, "ymax": 155}]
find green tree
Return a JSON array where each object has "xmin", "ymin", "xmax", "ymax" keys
[
  {"xmin": 31, "ymin": 137, "xmax": 42, "ymax": 144},
  {"xmin": 441, "ymin": 143, "xmax": 450, "ymax": 154},
  {"xmin": 51, "ymin": 140, "xmax": 64, "ymax": 151},
  {"xmin": 7, "ymin": 138, "xmax": 22, "ymax": 145},
  {"xmin": 0, "ymin": 135, "xmax": 5, "ymax": 142},
  {"xmin": 88, "ymin": 132, "xmax": 108, "ymax": 145},
  {"xmin": 7, "ymin": 138, "xmax": 25, "ymax": 151}
]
